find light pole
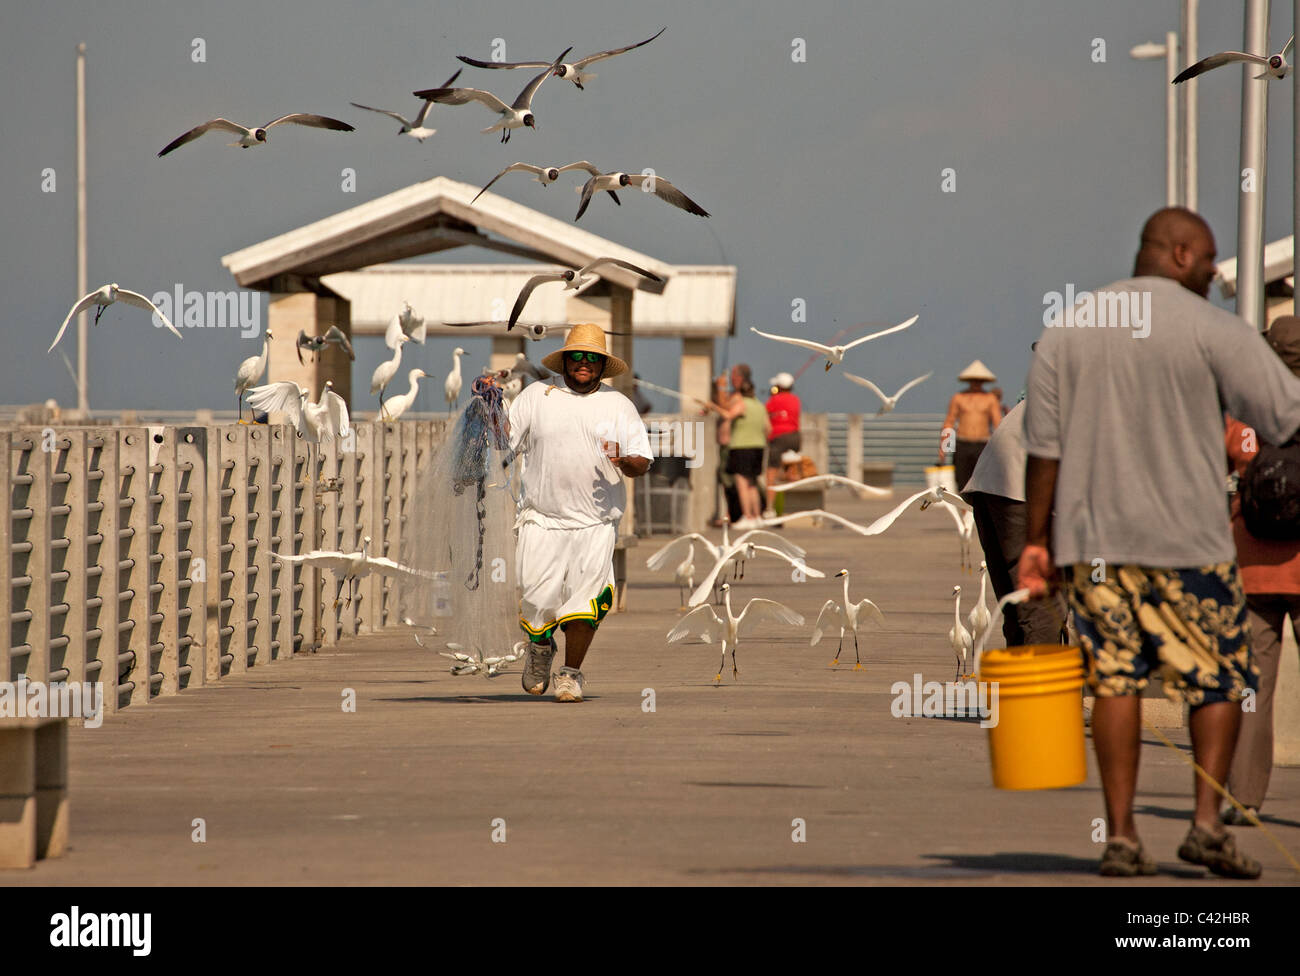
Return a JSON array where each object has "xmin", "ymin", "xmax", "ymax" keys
[
  {"xmin": 1181, "ymin": 0, "xmax": 1199, "ymax": 211},
  {"xmin": 1130, "ymin": 33, "xmax": 1182, "ymax": 207},
  {"xmin": 1237, "ymin": 0, "xmax": 1269, "ymax": 330}
]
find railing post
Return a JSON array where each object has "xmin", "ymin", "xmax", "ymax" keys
[
  {"xmin": 357, "ymin": 422, "xmax": 380, "ymax": 633},
  {"xmin": 248, "ymin": 426, "xmax": 273, "ymax": 668},
  {"xmin": 266, "ymin": 425, "xmax": 291, "ymax": 660},
  {"xmin": 118, "ymin": 428, "xmax": 150, "ymax": 706},
  {"xmin": 225, "ymin": 426, "xmax": 251, "ymax": 674},
  {"xmin": 88, "ymin": 430, "xmax": 121, "ymax": 711},
  {"xmin": 55, "ymin": 431, "xmax": 88, "ymax": 689},
  {"xmin": 318, "ymin": 437, "xmax": 341, "ymax": 645},
  {"xmin": 294, "ymin": 432, "xmax": 319, "ymax": 654},
  {"xmin": 2, "ymin": 432, "xmax": 15, "ymax": 681},
  {"xmin": 174, "ymin": 427, "xmax": 207, "ymax": 689},
  {"xmin": 153, "ymin": 428, "xmax": 181, "ymax": 697}
]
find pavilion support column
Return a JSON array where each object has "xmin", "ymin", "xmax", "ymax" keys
[
  {"xmin": 681, "ymin": 337, "xmax": 716, "ymax": 533},
  {"xmin": 266, "ymin": 292, "xmax": 354, "ymax": 412}
]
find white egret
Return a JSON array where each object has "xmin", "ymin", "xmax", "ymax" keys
[
  {"xmin": 248, "ymin": 380, "xmax": 350, "ymax": 443},
  {"xmin": 687, "ymin": 538, "xmax": 823, "ymax": 608},
  {"xmin": 444, "ymin": 347, "xmax": 466, "ymax": 410},
  {"xmin": 381, "ymin": 369, "xmax": 429, "ymax": 421},
  {"xmin": 385, "ymin": 301, "xmax": 427, "ymax": 348},
  {"xmin": 667, "ymin": 583, "xmax": 805, "ymax": 683},
  {"xmin": 936, "ymin": 499, "xmax": 978, "ymax": 573},
  {"xmin": 949, "ymin": 585, "xmax": 973, "ymax": 681},
  {"xmin": 811, "ymin": 569, "xmax": 885, "ymax": 669},
  {"xmin": 967, "ymin": 561, "xmax": 993, "ymax": 675},
  {"xmin": 234, "ymin": 329, "xmax": 273, "ymax": 422},
  {"xmin": 864, "ymin": 486, "xmax": 972, "ymax": 536},
  {"xmin": 842, "ymin": 370, "xmax": 933, "ymax": 415},
  {"xmin": 749, "ymin": 315, "xmax": 918, "ymax": 371},
  {"xmin": 371, "ymin": 333, "xmax": 409, "ymax": 409},
  {"xmin": 49, "ymin": 283, "xmax": 182, "ymax": 353},
  {"xmin": 273, "ymin": 535, "xmax": 423, "ymax": 608}
]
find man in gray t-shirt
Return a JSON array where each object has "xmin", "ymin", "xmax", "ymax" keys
[{"xmin": 1020, "ymin": 207, "xmax": 1300, "ymax": 879}]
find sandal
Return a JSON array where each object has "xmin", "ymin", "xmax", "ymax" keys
[
  {"xmin": 1099, "ymin": 837, "xmax": 1157, "ymax": 877},
  {"xmin": 1177, "ymin": 824, "xmax": 1262, "ymax": 879},
  {"xmin": 1221, "ymin": 805, "xmax": 1259, "ymax": 827}
]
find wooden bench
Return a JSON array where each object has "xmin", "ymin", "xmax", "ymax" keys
[{"xmin": 0, "ymin": 716, "xmax": 69, "ymax": 869}]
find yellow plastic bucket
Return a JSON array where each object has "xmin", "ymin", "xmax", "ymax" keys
[{"xmin": 977, "ymin": 645, "xmax": 1087, "ymax": 790}]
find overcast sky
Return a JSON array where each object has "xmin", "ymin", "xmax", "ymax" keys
[{"xmin": 3, "ymin": 0, "xmax": 1297, "ymax": 416}]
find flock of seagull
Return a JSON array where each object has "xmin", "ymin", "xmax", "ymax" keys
[{"xmin": 40, "ymin": 26, "xmax": 1013, "ymax": 687}]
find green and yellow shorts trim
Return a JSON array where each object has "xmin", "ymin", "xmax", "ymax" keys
[
  {"xmin": 519, "ymin": 585, "xmax": 614, "ymax": 641},
  {"xmin": 1066, "ymin": 561, "xmax": 1258, "ymax": 706}
]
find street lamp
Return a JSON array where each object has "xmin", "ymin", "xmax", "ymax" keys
[{"xmin": 1131, "ymin": 32, "xmax": 1181, "ymax": 207}]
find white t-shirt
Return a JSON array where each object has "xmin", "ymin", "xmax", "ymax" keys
[
  {"xmin": 962, "ymin": 402, "xmax": 1026, "ymax": 501},
  {"xmin": 508, "ymin": 380, "xmax": 654, "ymax": 529}
]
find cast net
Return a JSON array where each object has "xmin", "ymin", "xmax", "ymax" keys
[{"xmin": 398, "ymin": 376, "xmax": 522, "ymax": 668}]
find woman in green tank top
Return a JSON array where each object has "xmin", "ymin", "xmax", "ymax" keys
[{"xmin": 714, "ymin": 363, "xmax": 770, "ymax": 527}]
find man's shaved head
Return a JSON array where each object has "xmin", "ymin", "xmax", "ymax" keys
[{"xmin": 1133, "ymin": 206, "xmax": 1218, "ymax": 297}]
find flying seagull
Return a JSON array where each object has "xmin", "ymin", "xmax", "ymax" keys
[
  {"xmin": 49, "ymin": 283, "xmax": 182, "ymax": 353},
  {"xmin": 413, "ymin": 47, "xmax": 571, "ymax": 142},
  {"xmin": 457, "ymin": 29, "xmax": 666, "ymax": 90},
  {"xmin": 1173, "ymin": 34, "xmax": 1294, "ymax": 83},
  {"xmin": 472, "ymin": 159, "xmax": 620, "ymax": 206},
  {"xmin": 295, "ymin": 326, "xmax": 355, "ymax": 364},
  {"xmin": 507, "ymin": 258, "xmax": 662, "ymax": 331},
  {"xmin": 158, "ymin": 113, "xmax": 354, "ymax": 156},
  {"xmin": 350, "ymin": 69, "xmax": 461, "ymax": 141},
  {"xmin": 842, "ymin": 370, "xmax": 933, "ymax": 415},
  {"xmin": 749, "ymin": 315, "xmax": 919, "ymax": 371},
  {"xmin": 575, "ymin": 169, "xmax": 709, "ymax": 221}
]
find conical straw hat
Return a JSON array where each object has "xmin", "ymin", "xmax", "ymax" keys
[
  {"xmin": 541, "ymin": 323, "xmax": 628, "ymax": 377},
  {"xmin": 958, "ymin": 359, "xmax": 996, "ymax": 383}
]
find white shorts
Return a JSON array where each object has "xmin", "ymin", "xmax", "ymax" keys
[{"xmin": 517, "ymin": 520, "xmax": 617, "ymax": 640}]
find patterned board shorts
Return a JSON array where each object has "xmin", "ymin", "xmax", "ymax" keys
[{"xmin": 1067, "ymin": 561, "xmax": 1258, "ymax": 706}]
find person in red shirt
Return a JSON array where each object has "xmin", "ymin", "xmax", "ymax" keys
[
  {"xmin": 1222, "ymin": 314, "xmax": 1300, "ymax": 825},
  {"xmin": 763, "ymin": 372, "xmax": 802, "ymax": 516}
]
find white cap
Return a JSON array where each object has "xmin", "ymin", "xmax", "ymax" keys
[
  {"xmin": 769, "ymin": 372, "xmax": 795, "ymax": 390},
  {"xmin": 780, "ymin": 450, "xmax": 803, "ymax": 464}
]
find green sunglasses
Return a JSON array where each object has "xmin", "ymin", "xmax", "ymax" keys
[{"xmin": 566, "ymin": 351, "xmax": 605, "ymax": 364}]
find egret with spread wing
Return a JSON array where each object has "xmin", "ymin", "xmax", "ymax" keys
[
  {"xmin": 750, "ymin": 315, "xmax": 918, "ymax": 371},
  {"xmin": 667, "ymin": 583, "xmax": 805, "ymax": 683}
]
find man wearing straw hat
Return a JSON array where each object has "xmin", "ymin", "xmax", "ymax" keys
[
  {"xmin": 1020, "ymin": 206, "xmax": 1300, "ymax": 878},
  {"xmin": 507, "ymin": 323, "xmax": 653, "ymax": 702},
  {"xmin": 940, "ymin": 360, "xmax": 1003, "ymax": 490}
]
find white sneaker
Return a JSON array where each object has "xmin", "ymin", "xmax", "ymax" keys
[
  {"xmin": 553, "ymin": 666, "xmax": 585, "ymax": 703},
  {"xmin": 522, "ymin": 638, "xmax": 556, "ymax": 695},
  {"xmin": 761, "ymin": 508, "xmax": 776, "ymax": 520}
]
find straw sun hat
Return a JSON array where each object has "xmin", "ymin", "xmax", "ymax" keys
[
  {"xmin": 541, "ymin": 323, "xmax": 628, "ymax": 378},
  {"xmin": 958, "ymin": 359, "xmax": 996, "ymax": 383}
]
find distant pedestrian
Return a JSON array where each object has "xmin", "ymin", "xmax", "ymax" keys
[
  {"xmin": 1222, "ymin": 314, "xmax": 1300, "ymax": 826},
  {"xmin": 1020, "ymin": 206, "xmax": 1300, "ymax": 878},
  {"xmin": 941, "ymin": 360, "xmax": 1003, "ymax": 489},
  {"xmin": 764, "ymin": 371, "xmax": 801, "ymax": 517},
  {"xmin": 960, "ymin": 400, "xmax": 1066, "ymax": 646},
  {"xmin": 714, "ymin": 364, "xmax": 769, "ymax": 528}
]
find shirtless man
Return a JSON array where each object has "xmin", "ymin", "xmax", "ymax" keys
[{"xmin": 940, "ymin": 360, "xmax": 1003, "ymax": 490}]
